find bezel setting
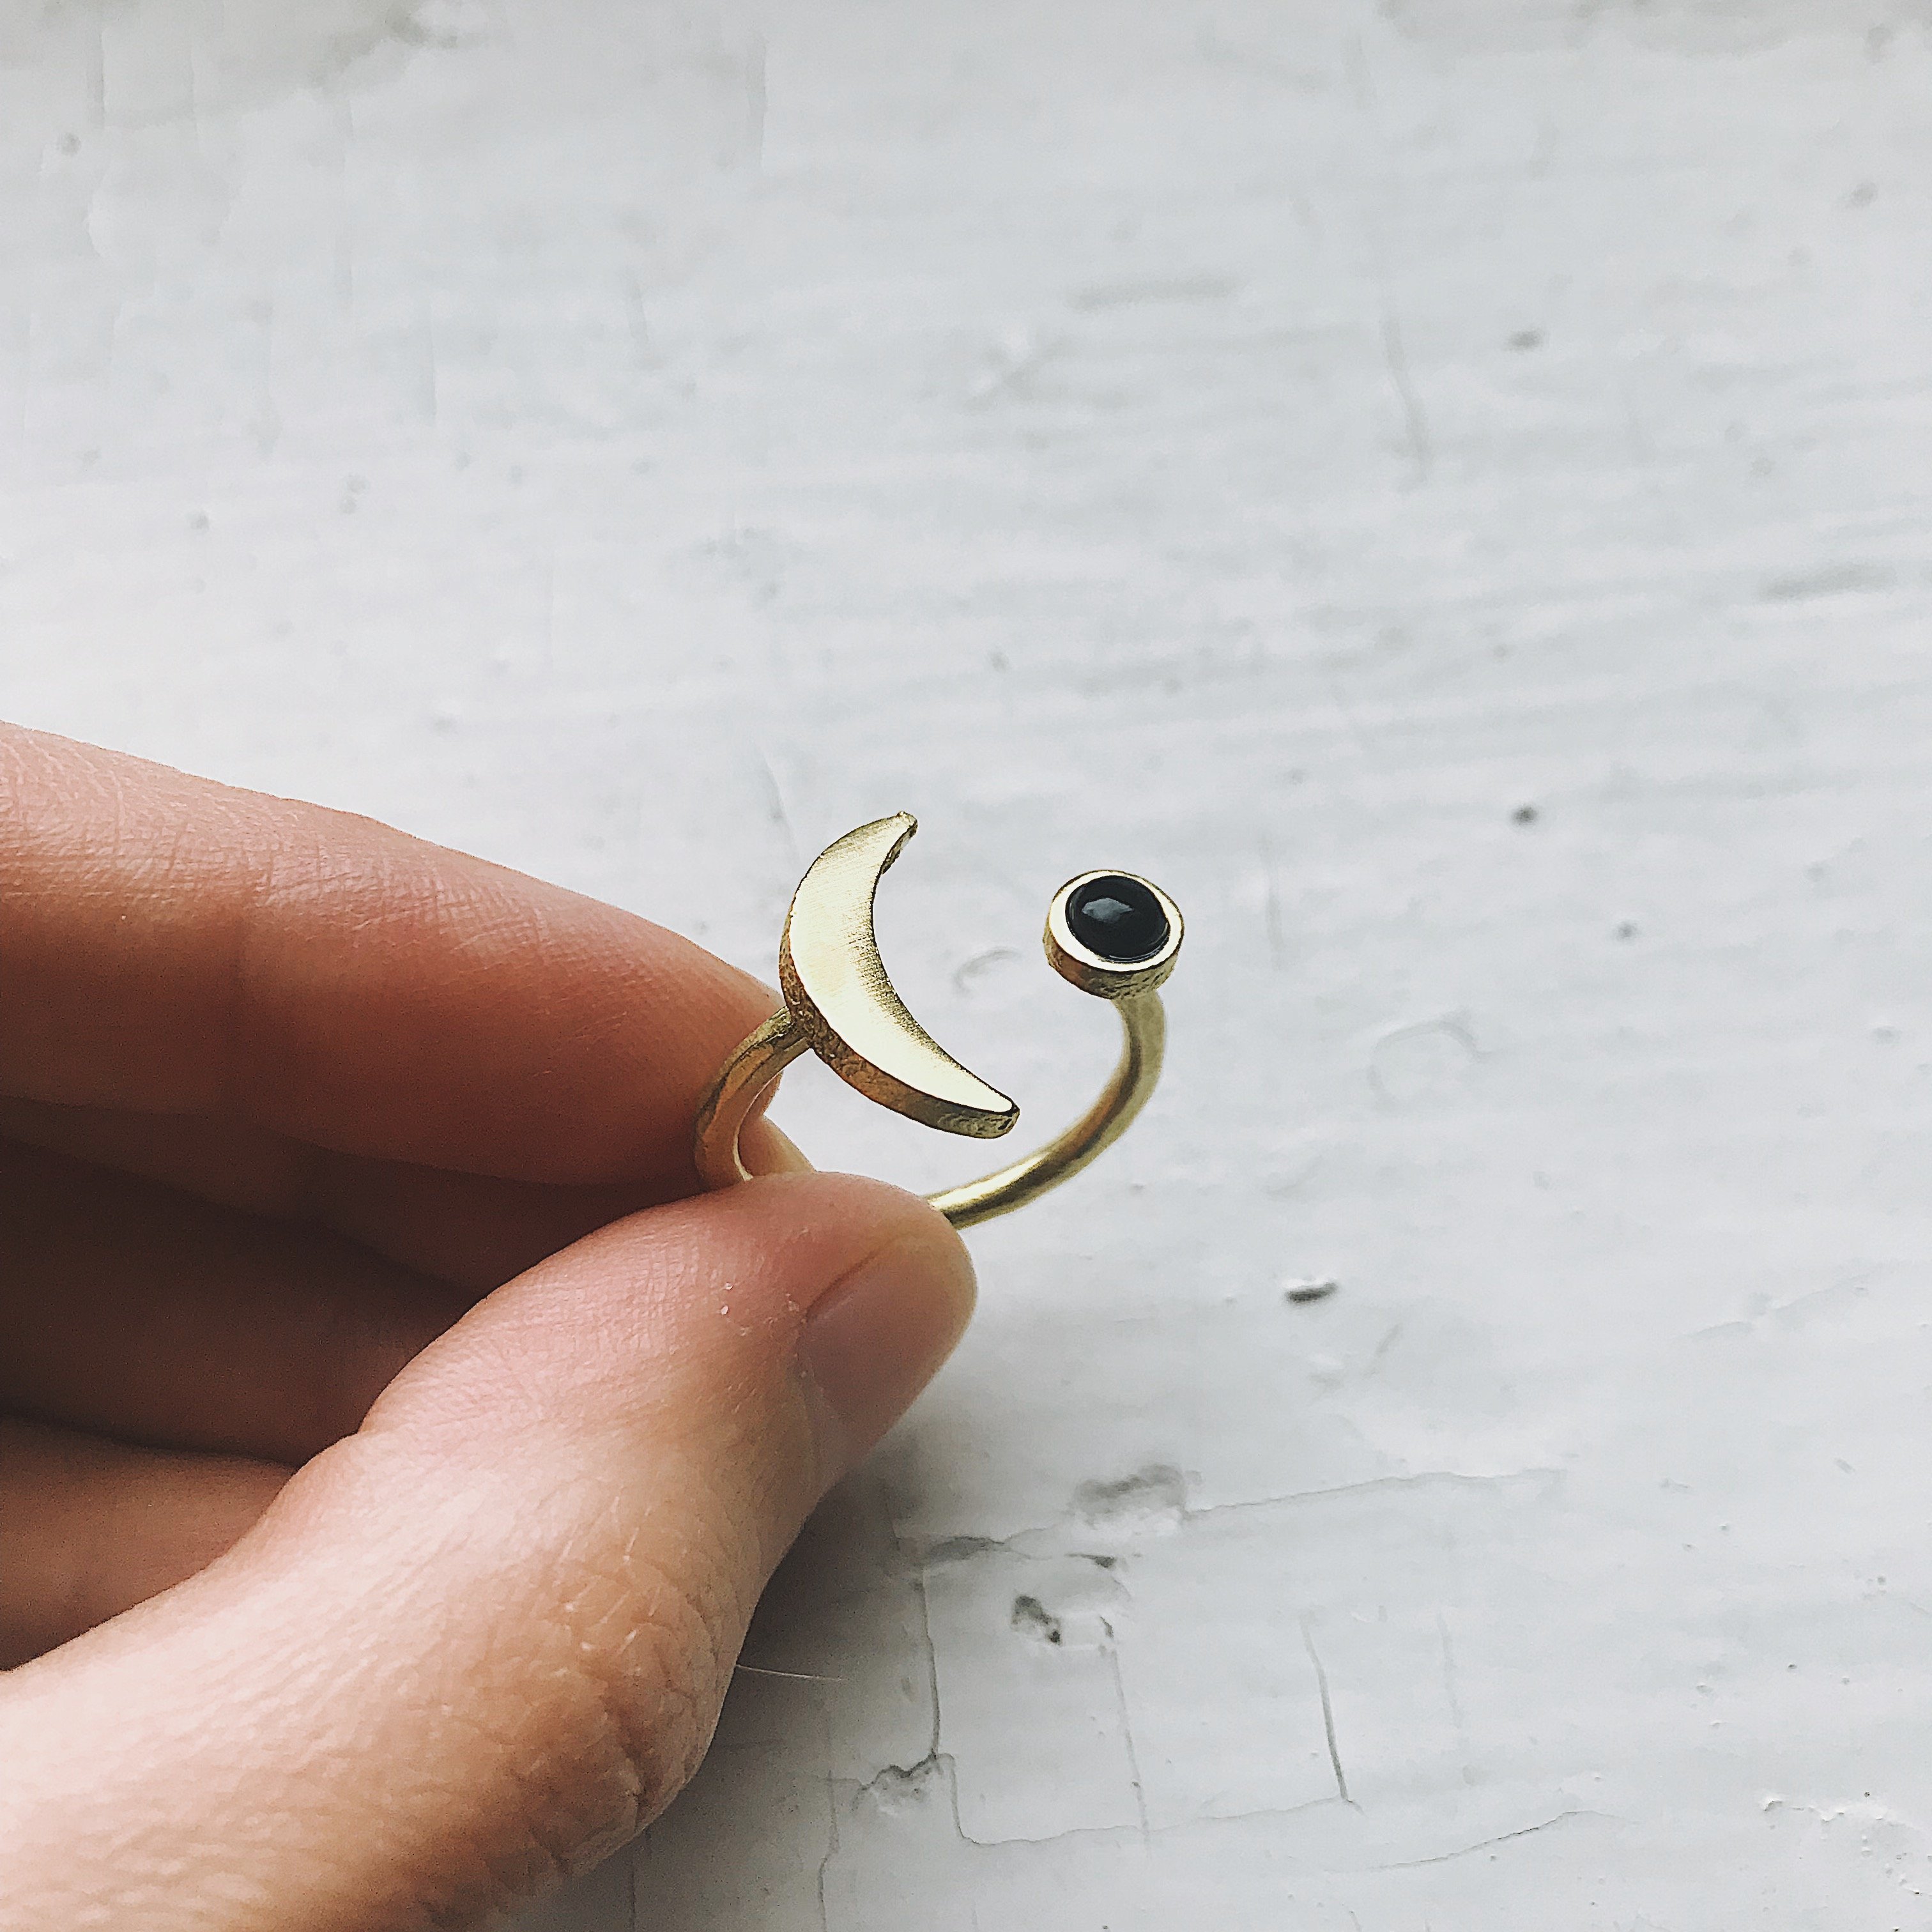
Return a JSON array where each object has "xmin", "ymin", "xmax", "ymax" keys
[{"xmin": 1046, "ymin": 868, "xmax": 1184, "ymax": 1000}]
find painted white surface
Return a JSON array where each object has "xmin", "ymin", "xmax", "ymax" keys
[{"xmin": 4, "ymin": 0, "xmax": 1932, "ymax": 1923}]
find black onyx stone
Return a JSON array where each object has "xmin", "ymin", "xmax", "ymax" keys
[{"xmin": 1066, "ymin": 875, "xmax": 1169, "ymax": 964}]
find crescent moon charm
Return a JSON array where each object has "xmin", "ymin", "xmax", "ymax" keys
[
  {"xmin": 693, "ymin": 814, "xmax": 1182, "ymax": 1229},
  {"xmin": 780, "ymin": 813, "xmax": 1018, "ymax": 1138}
]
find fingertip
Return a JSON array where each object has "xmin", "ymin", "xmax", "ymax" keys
[
  {"xmin": 795, "ymin": 1213, "xmax": 976, "ymax": 1469},
  {"xmin": 738, "ymin": 1114, "xmax": 814, "ymax": 1176}
]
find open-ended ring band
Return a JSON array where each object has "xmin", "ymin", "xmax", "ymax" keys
[{"xmin": 693, "ymin": 814, "xmax": 1183, "ymax": 1230}]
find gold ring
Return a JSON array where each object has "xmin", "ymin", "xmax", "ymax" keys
[{"xmin": 693, "ymin": 813, "xmax": 1183, "ymax": 1229}]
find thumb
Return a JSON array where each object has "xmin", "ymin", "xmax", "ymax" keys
[{"xmin": 0, "ymin": 1172, "xmax": 974, "ymax": 1932}]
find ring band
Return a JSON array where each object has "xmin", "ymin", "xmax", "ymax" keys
[{"xmin": 693, "ymin": 815, "xmax": 1183, "ymax": 1230}]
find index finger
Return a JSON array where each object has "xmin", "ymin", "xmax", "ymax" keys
[{"xmin": 0, "ymin": 725, "xmax": 776, "ymax": 1186}]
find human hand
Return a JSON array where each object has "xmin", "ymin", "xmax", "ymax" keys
[{"xmin": 0, "ymin": 724, "xmax": 975, "ymax": 1929}]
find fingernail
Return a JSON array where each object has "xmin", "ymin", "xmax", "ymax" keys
[{"xmin": 797, "ymin": 1229, "xmax": 977, "ymax": 1469}]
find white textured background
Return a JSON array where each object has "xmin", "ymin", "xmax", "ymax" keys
[{"xmin": 5, "ymin": 1, "xmax": 1932, "ymax": 1924}]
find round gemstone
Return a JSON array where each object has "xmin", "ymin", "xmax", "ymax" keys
[{"xmin": 1066, "ymin": 875, "xmax": 1170, "ymax": 964}]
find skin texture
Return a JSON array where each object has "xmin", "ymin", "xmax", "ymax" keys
[{"xmin": 0, "ymin": 724, "xmax": 977, "ymax": 1931}]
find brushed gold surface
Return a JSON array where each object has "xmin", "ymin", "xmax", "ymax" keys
[{"xmin": 779, "ymin": 813, "xmax": 1018, "ymax": 1137}]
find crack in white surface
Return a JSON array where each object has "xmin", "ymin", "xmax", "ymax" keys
[
  {"xmin": 1300, "ymin": 1618, "xmax": 1351, "ymax": 1807},
  {"xmin": 1104, "ymin": 1636, "xmax": 1152, "ymax": 1844},
  {"xmin": 1365, "ymin": 1809, "xmax": 1597, "ymax": 1871},
  {"xmin": 917, "ymin": 1466, "xmax": 1563, "ymax": 1566}
]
